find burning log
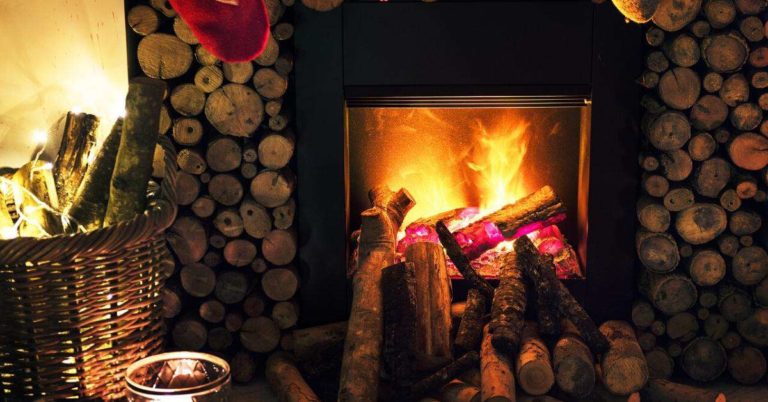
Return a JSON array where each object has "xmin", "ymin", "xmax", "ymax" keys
[
  {"xmin": 489, "ymin": 252, "xmax": 528, "ymax": 354},
  {"xmin": 54, "ymin": 112, "xmax": 99, "ymax": 209},
  {"xmin": 454, "ymin": 289, "xmax": 486, "ymax": 353},
  {"xmin": 435, "ymin": 221, "xmax": 495, "ymax": 299},
  {"xmin": 480, "ymin": 325, "xmax": 515, "ymax": 402},
  {"xmin": 382, "ymin": 262, "xmax": 418, "ymax": 382}
]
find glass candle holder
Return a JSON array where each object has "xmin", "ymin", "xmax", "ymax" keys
[{"xmin": 125, "ymin": 351, "xmax": 231, "ymax": 401}]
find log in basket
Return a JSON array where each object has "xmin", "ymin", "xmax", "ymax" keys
[{"xmin": 0, "ymin": 137, "xmax": 178, "ymax": 400}]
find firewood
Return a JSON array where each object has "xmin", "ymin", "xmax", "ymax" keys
[
  {"xmin": 104, "ymin": 77, "xmax": 166, "ymax": 226},
  {"xmin": 515, "ymin": 236, "xmax": 608, "ymax": 353},
  {"xmin": 167, "ymin": 216, "xmax": 207, "ymax": 264},
  {"xmin": 666, "ymin": 312, "xmax": 698, "ymax": 339},
  {"xmin": 256, "ymin": 34, "xmax": 279, "ymax": 67},
  {"xmin": 646, "ymin": 111, "xmax": 690, "ymax": 150},
  {"xmin": 636, "ymin": 197, "xmax": 670, "ymax": 232},
  {"xmin": 382, "ymin": 262, "xmax": 418, "ymax": 382},
  {"xmin": 405, "ymin": 242, "xmax": 453, "ymax": 370},
  {"xmin": 703, "ymin": 0, "xmax": 736, "ymax": 28},
  {"xmin": 67, "ymin": 118, "xmax": 122, "ymax": 230},
  {"xmin": 223, "ymin": 239, "xmax": 257, "ymax": 267},
  {"xmin": 752, "ymin": 71, "xmax": 768, "ymax": 89},
  {"xmin": 599, "ymin": 321, "xmax": 648, "ymax": 395},
  {"xmin": 160, "ymin": 285, "xmax": 183, "ymax": 319},
  {"xmin": 54, "ymin": 112, "xmax": 98, "ymax": 208},
  {"xmin": 194, "ymin": 65, "xmax": 224, "ymax": 93},
  {"xmin": 241, "ymin": 316, "xmax": 281, "ymax": 353},
  {"xmin": 515, "ymin": 323, "xmax": 554, "ymax": 396},
  {"xmin": 203, "ymin": 250, "xmax": 222, "ymax": 267},
  {"xmin": 171, "ymin": 83, "xmax": 206, "ymax": 117},
  {"xmin": 301, "ymin": 0, "xmax": 343, "ymax": 11},
  {"xmin": 127, "ymin": 5, "xmax": 159, "ymax": 36},
  {"xmin": 175, "ymin": 171, "xmax": 201, "ymax": 206},
  {"xmin": 274, "ymin": 198, "xmax": 296, "ymax": 229},
  {"xmin": 209, "ymin": 174, "xmax": 244, "ymax": 206},
  {"xmin": 731, "ymin": 246, "xmax": 768, "ymax": 285},
  {"xmin": 137, "ymin": 33, "xmax": 192, "ymax": 79},
  {"xmin": 646, "ymin": 26, "xmax": 665, "ymax": 46},
  {"xmin": 645, "ymin": 349, "xmax": 674, "ymax": 380},
  {"xmin": 638, "ymin": 71, "xmax": 659, "ymax": 89},
  {"xmin": 727, "ymin": 345, "xmax": 766, "ymax": 385},
  {"xmin": 687, "ymin": 133, "xmax": 717, "ymax": 162},
  {"xmin": 631, "ymin": 301, "xmax": 655, "ymax": 329},
  {"xmin": 191, "ymin": 195, "xmax": 216, "ymax": 218},
  {"xmin": 243, "ymin": 293, "xmax": 266, "ymax": 317},
  {"xmin": 251, "ymin": 257, "xmax": 268, "ymax": 274},
  {"xmin": 440, "ymin": 380, "xmax": 480, "ymax": 402},
  {"xmin": 720, "ymin": 189, "xmax": 741, "ymax": 211},
  {"xmin": 266, "ymin": 351, "xmax": 322, "ymax": 402},
  {"xmin": 750, "ymin": 46, "xmax": 768, "ymax": 67},
  {"xmin": 241, "ymin": 162, "xmax": 258, "ymax": 179},
  {"xmin": 265, "ymin": 0, "xmax": 286, "ymax": 25},
  {"xmin": 406, "ymin": 352, "xmax": 480, "ymax": 401},
  {"xmin": 225, "ymin": 312, "xmax": 244, "ymax": 333},
  {"xmin": 213, "ymin": 208, "xmax": 244, "ymax": 237},
  {"xmin": 641, "ymin": 379, "xmax": 725, "ymax": 402},
  {"xmin": 636, "ymin": 231, "xmax": 679, "ymax": 273},
  {"xmin": 740, "ymin": 16, "xmax": 765, "ymax": 42},
  {"xmin": 611, "ymin": 0, "xmax": 659, "ymax": 23},
  {"xmin": 717, "ymin": 234, "xmax": 740, "ymax": 256},
  {"xmin": 254, "ymin": 68, "xmax": 288, "ymax": 99},
  {"xmin": 272, "ymin": 300, "xmax": 299, "ymax": 329},
  {"xmin": 728, "ymin": 132, "xmax": 768, "ymax": 170},
  {"xmin": 700, "ymin": 290, "xmax": 719, "ymax": 308},
  {"xmin": 231, "ymin": 350, "xmax": 256, "ymax": 383},
  {"xmin": 658, "ymin": 67, "xmax": 700, "ymax": 110},
  {"xmin": 180, "ymin": 262, "xmax": 216, "ymax": 297},
  {"xmin": 675, "ymin": 203, "xmax": 727, "ymax": 244},
  {"xmin": 199, "ymin": 299, "xmax": 226, "ymax": 323},
  {"xmin": 275, "ymin": 53, "xmax": 295, "ymax": 76},
  {"xmin": 435, "ymin": 221, "xmax": 495, "ymax": 299},
  {"xmin": 262, "ymin": 229, "xmax": 297, "ymax": 265},
  {"xmin": 205, "ymin": 84, "xmax": 264, "ymax": 137},
  {"xmin": 730, "ymin": 210, "xmax": 761, "ymax": 235},
  {"xmin": 702, "ymin": 74, "xmax": 723, "ymax": 96},
  {"xmin": 722, "ymin": 330, "xmax": 743, "ymax": 350},
  {"xmin": 693, "ymin": 157, "xmax": 732, "ymax": 197},
  {"xmin": 172, "ymin": 117, "xmax": 203, "ymax": 146},
  {"xmin": 259, "ymin": 132, "xmax": 295, "ymax": 169},
  {"xmin": 667, "ymin": 341, "xmax": 683, "ymax": 358},
  {"xmin": 702, "ymin": 32, "xmax": 750, "ymax": 73},
  {"xmin": 206, "ymin": 137, "xmax": 242, "ymax": 172},
  {"xmin": 265, "ymin": 99, "xmax": 284, "ymax": 117},
  {"xmin": 637, "ymin": 332, "xmax": 656, "ymax": 353},
  {"xmin": 682, "ymin": 337, "xmax": 727, "ymax": 381},
  {"xmin": 663, "ymin": 187, "xmax": 694, "ymax": 211},
  {"xmin": 148, "ymin": 0, "xmax": 175, "ymax": 17},
  {"xmin": 660, "ymin": 149, "xmax": 693, "ymax": 181},
  {"xmin": 293, "ymin": 321, "xmax": 347, "ymax": 363},
  {"xmin": 171, "ymin": 16, "xmax": 198, "ymax": 45},
  {"xmin": 172, "ymin": 318, "xmax": 207, "ymax": 350},
  {"xmin": 689, "ymin": 20, "xmax": 711, "ymax": 38},
  {"xmin": 207, "ymin": 327, "xmax": 233, "ymax": 351},
  {"xmin": 240, "ymin": 197, "xmax": 272, "ymax": 238},
  {"xmin": 195, "ymin": 45, "xmax": 218, "ymax": 66},
  {"xmin": 652, "ymin": 0, "xmax": 702, "ymax": 32},
  {"xmin": 731, "ymin": 102, "xmax": 763, "ymax": 131},
  {"xmin": 640, "ymin": 154, "xmax": 660, "ymax": 171},
  {"xmin": 210, "ymin": 233, "xmax": 226, "ymax": 248},
  {"xmin": 262, "ymin": 266, "xmax": 299, "ymax": 301},
  {"xmin": 718, "ymin": 74, "xmax": 749, "ymax": 107},
  {"xmin": 755, "ymin": 277, "xmax": 768, "ymax": 307},
  {"xmin": 719, "ymin": 284, "xmax": 753, "ymax": 322},
  {"xmin": 274, "ymin": 22, "xmax": 294, "ymax": 41},
  {"xmin": 690, "ymin": 95, "xmax": 728, "ymax": 131},
  {"xmin": 714, "ymin": 128, "xmax": 731, "ymax": 144},
  {"xmin": 688, "ymin": 249, "xmax": 726, "ymax": 286},
  {"xmin": 487, "ymin": 252, "xmax": 529, "ymax": 353},
  {"xmin": 455, "ymin": 289, "xmax": 486, "ymax": 353},
  {"xmin": 553, "ymin": 322, "xmax": 595, "ymax": 398},
  {"xmin": 177, "ymin": 148, "xmax": 207, "ymax": 175},
  {"xmin": 479, "ymin": 325, "xmax": 514, "ymax": 402},
  {"xmin": 641, "ymin": 174, "xmax": 669, "ymax": 197},
  {"xmin": 664, "ymin": 33, "xmax": 700, "ymax": 67},
  {"xmin": 251, "ymin": 169, "xmax": 295, "ymax": 207},
  {"xmin": 222, "ymin": 61, "xmax": 255, "ymax": 84},
  {"xmin": 640, "ymin": 272, "xmax": 697, "ymax": 315}
]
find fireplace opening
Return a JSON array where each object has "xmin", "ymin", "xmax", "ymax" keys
[{"xmin": 346, "ymin": 97, "xmax": 591, "ymax": 279}]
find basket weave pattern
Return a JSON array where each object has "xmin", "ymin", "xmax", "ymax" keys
[{"xmin": 0, "ymin": 137, "xmax": 178, "ymax": 400}]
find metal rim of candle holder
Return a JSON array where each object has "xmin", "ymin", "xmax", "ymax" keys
[{"xmin": 125, "ymin": 351, "xmax": 231, "ymax": 397}]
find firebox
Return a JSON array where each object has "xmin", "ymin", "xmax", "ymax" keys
[{"xmin": 295, "ymin": 1, "xmax": 642, "ymax": 325}]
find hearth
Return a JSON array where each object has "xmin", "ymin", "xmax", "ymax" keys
[{"xmin": 295, "ymin": 1, "xmax": 642, "ymax": 325}]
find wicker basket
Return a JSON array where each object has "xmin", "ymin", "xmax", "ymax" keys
[{"xmin": 0, "ymin": 137, "xmax": 178, "ymax": 400}]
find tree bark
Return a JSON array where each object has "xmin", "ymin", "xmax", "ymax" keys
[
  {"xmin": 382, "ymin": 262, "xmax": 418, "ymax": 382},
  {"xmin": 599, "ymin": 321, "xmax": 649, "ymax": 396},
  {"xmin": 489, "ymin": 252, "xmax": 529, "ymax": 354},
  {"xmin": 480, "ymin": 325, "xmax": 515, "ymax": 402},
  {"xmin": 455, "ymin": 289, "xmax": 487, "ymax": 353}
]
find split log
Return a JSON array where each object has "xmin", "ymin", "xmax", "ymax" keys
[
  {"xmin": 206, "ymin": 137, "xmax": 242, "ymax": 172},
  {"xmin": 403, "ymin": 241, "xmax": 452, "ymax": 370},
  {"xmin": 599, "ymin": 321, "xmax": 649, "ymax": 396},
  {"xmin": 230, "ymin": 350, "xmax": 256, "ymax": 383},
  {"xmin": 259, "ymin": 132, "xmax": 295, "ymax": 169},
  {"xmin": 137, "ymin": 33, "xmax": 192, "ymax": 79},
  {"xmin": 642, "ymin": 174, "xmax": 669, "ymax": 197},
  {"xmin": 180, "ymin": 263, "xmax": 216, "ymax": 297},
  {"xmin": 730, "ymin": 102, "xmax": 763, "ymax": 131},
  {"xmin": 690, "ymin": 95, "xmax": 727, "ymax": 131},
  {"xmin": 435, "ymin": 221, "xmax": 495, "ymax": 298},
  {"xmin": 674, "ymin": 203, "xmax": 727, "ymax": 244},
  {"xmin": 727, "ymin": 345, "xmax": 766, "ymax": 385},
  {"xmin": 652, "ymin": 0, "xmax": 702, "ymax": 32},
  {"xmin": 406, "ymin": 352, "xmax": 480, "ymax": 401},
  {"xmin": 240, "ymin": 197, "xmax": 272, "ymax": 239},
  {"xmin": 681, "ymin": 337, "xmax": 727, "ymax": 382},
  {"xmin": 273, "ymin": 198, "xmax": 296, "ymax": 229},
  {"xmin": 205, "ymin": 83, "xmax": 264, "ymax": 137},
  {"xmin": 641, "ymin": 379, "xmax": 725, "ymax": 402},
  {"xmin": 636, "ymin": 231, "xmax": 679, "ymax": 273},
  {"xmin": 645, "ymin": 348, "xmax": 674, "ymax": 380},
  {"xmin": 253, "ymin": 68, "xmax": 288, "ymax": 99},
  {"xmin": 199, "ymin": 299, "xmax": 225, "ymax": 323},
  {"xmin": 208, "ymin": 174, "xmax": 244, "ymax": 206},
  {"xmin": 663, "ymin": 187, "xmax": 694, "ymax": 211},
  {"xmin": 127, "ymin": 5, "xmax": 159, "ymax": 36},
  {"xmin": 382, "ymin": 262, "xmax": 418, "ymax": 382},
  {"xmin": 647, "ymin": 111, "xmax": 690, "ymax": 150},
  {"xmin": 262, "ymin": 266, "xmax": 299, "ymax": 301},
  {"xmin": 720, "ymin": 73, "xmax": 750, "ymax": 106},
  {"xmin": 702, "ymin": 72, "xmax": 723, "ymax": 93},
  {"xmin": 720, "ymin": 189, "xmax": 741, "ymax": 211},
  {"xmin": 728, "ymin": 132, "xmax": 768, "ymax": 170},
  {"xmin": 719, "ymin": 285, "xmax": 753, "ymax": 322},
  {"xmin": 553, "ymin": 322, "xmax": 595, "ymax": 399},
  {"xmin": 455, "ymin": 289, "xmax": 486, "ymax": 353},
  {"xmin": 265, "ymin": 352, "xmax": 322, "ymax": 402},
  {"xmin": 104, "ymin": 77, "xmax": 166, "ymax": 226},
  {"xmin": 262, "ymin": 229, "xmax": 297, "ymax": 265},
  {"xmin": 639, "ymin": 272, "xmax": 697, "ymax": 315},
  {"xmin": 213, "ymin": 208, "xmax": 244, "ymax": 237},
  {"xmin": 54, "ymin": 112, "xmax": 98, "ymax": 208},
  {"xmin": 703, "ymin": 0, "xmax": 736, "ymax": 28},
  {"xmin": 172, "ymin": 318, "xmax": 207, "ymax": 350},
  {"xmin": 488, "ymin": 252, "xmax": 528, "ymax": 354},
  {"xmin": 68, "ymin": 118, "xmax": 122, "ymax": 230},
  {"xmin": 480, "ymin": 325, "xmax": 515, "ymax": 402},
  {"xmin": 732, "ymin": 246, "xmax": 768, "ymax": 285},
  {"xmin": 194, "ymin": 65, "xmax": 224, "ymax": 93},
  {"xmin": 658, "ymin": 67, "xmax": 700, "ymax": 110},
  {"xmin": 223, "ymin": 239, "xmax": 257, "ymax": 267},
  {"xmin": 692, "ymin": 157, "xmax": 731, "ymax": 197},
  {"xmin": 688, "ymin": 249, "xmax": 726, "ymax": 286},
  {"xmin": 250, "ymin": 169, "xmax": 295, "ymax": 208},
  {"xmin": 702, "ymin": 32, "xmax": 750, "ymax": 73},
  {"xmin": 177, "ymin": 148, "xmax": 206, "ymax": 174},
  {"xmin": 611, "ymin": 0, "xmax": 659, "ymax": 23},
  {"xmin": 222, "ymin": 62, "xmax": 255, "ymax": 84},
  {"xmin": 636, "ymin": 198, "xmax": 670, "ymax": 232},
  {"xmin": 660, "ymin": 149, "xmax": 693, "ymax": 181},
  {"xmin": 167, "ymin": 216, "xmax": 207, "ymax": 264},
  {"xmin": 191, "ymin": 195, "xmax": 216, "ymax": 218},
  {"xmin": 172, "ymin": 117, "xmax": 203, "ymax": 146},
  {"xmin": 631, "ymin": 301, "xmax": 655, "ymax": 329},
  {"xmin": 272, "ymin": 300, "xmax": 299, "ymax": 329},
  {"xmin": 515, "ymin": 236, "xmax": 609, "ymax": 354},
  {"xmin": 665, "ymin": 312, "xmax": 698, "ymax": 339},
  {"xmin": 175, "ymin": 172, "xmax": 200, "ymax": 206}
]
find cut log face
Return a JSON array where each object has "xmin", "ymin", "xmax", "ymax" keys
[
  {"xmin": 599, "ymin": 321, "xmax": 649, "ymax": 395},
  {"xmin": 738, "ymin": 308, "xmax": 768, "ymax": 346},
  {"xmin": 703, "ymin": 0, "xmax": 736, "ymax": 29},
  {"xmin": 205, "ymin": 84, "xmax": 264, "ymax": 137},
  {"xmin": 675, "ymin": 203, "xmax": 728, "ymax": 244},
  {"xmin": 642, "ymin": 272, "xmax": 698, "ymax": 314},
  {"xmin": 692, "ymin": 157, "xmax": 732, "ymax": 197},
  {"xmin": 652, "ymin": 0, "xmax": 703, "ymax": 32},
  {"xmin": 636, "ymin": 231, "xmax": 680, "ymax": 273},
  {"xmin": 658, "ymin": 67, "xmax": 701, "ymax": 110},
  {"xmin": 681, "ymin": 337, "xmax": 727, "ymax": 381},
  {"xmin": 702, "ymin": 32, "xmax": 750, "ymax": 73},
  {"xmin": 661, "ymin": 149, "xmax": 693, "ymax": 181},
  {"xmin": 728, "ymin": 346, "xmax": 767, "ymax": 385},
  {"xmin": 553, "ymin": 325, "xmax": 595, "ymax": 399},
  {"xmin": 664, "ymin": 187, "xmax": 695, "ymax": 211},
  {"xmin": 648, "ymin": 111, "xmax": 691, "ymax": 149},
  {"xmin": 128, "ymin": 5, "xmax": 159, "ymax": 36},
  {"xmin": 728, "ymin": 132, "xmax": 768, "ymax": 170},
  {"xmin": 688, "ymin": 249, "xmax": 726, "ymax": 286},
  {"xmin": 665, "ymin": 33, "xmax": 700, "ymax": 66},
  {"xmin": 137, "ymin": 33, "xmax": 192, "ymax": 79},
  {"xmin": 690, "ymin": 95, "xmax": 728, "ymax": 130},
  {"xmin": 516, "ymin": 323, "xmax": 555, "ymax": 397},
  {"xmin": 732, "ymin": 246, "xmax": 768, "ymax": 285}
]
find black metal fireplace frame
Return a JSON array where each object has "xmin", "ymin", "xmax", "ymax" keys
[{"xmin": 295, "ymin": 0, "xmax": 642, "ymax": 325}]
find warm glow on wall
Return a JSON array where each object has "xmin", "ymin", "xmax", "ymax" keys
[{"xmin": 0, "ymin": 0, "xmax": 128, "ymax": 167}]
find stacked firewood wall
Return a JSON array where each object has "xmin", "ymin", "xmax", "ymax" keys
[
  {"xmin": 635, "ymin": 0, "xmax": 768, "ymax": 385},
  {"xmin": 127, "ymin": 0, "xmax": 298, "ymax": 382}
]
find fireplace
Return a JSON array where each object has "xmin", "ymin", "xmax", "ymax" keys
[{"xmin": 295, "ymin": 1, "xmax": 642, "ymax": 325}]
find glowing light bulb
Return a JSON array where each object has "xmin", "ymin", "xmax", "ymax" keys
[
  {"xmin": 41, "ymin": 162, "xmax": 53, "ymax": 170},
  {"xmin": 71, "ymin": 105, "xmax": 83, "ymax": 114},
  {"xmin": 32, "ymin": 129, "xmax": 48, "ymax": 145}
]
